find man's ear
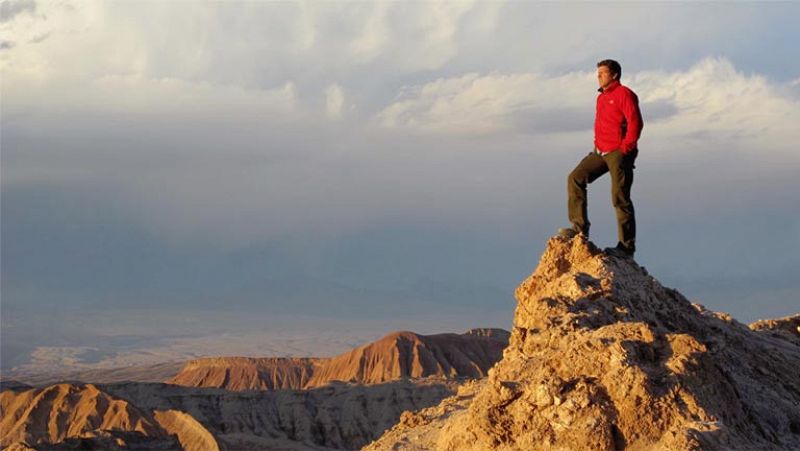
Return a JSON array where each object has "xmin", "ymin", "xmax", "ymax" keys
[{"xmin": 613, "ymin": 73, "xmax": 618, "ymax": 80}]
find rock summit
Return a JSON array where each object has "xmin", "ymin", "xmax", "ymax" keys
[{"xmin": 368, "ymin": 235, "xmax": 800, "ymax": 450}]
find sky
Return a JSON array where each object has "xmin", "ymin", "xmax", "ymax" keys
[{"xmin": 2, "ymin": 1, "xmax": 799, "ymax": 374}]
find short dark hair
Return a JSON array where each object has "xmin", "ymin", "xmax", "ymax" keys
[{"xmin": 597, "ymin": 59, "xmax": 622, "ymax": 80}]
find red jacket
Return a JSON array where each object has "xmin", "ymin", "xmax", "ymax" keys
[{"xmin": 594, "ymin": 80, "xmax": 643, "ymax": 154}]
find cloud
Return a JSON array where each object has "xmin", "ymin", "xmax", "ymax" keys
[
  {"xmin": 91, "ymin": 75, "xmax": 299, "ymax": 115},
  {"xmin": 0, "ymin": 0, "xmax": 35, "ymax": 23},
  {"xmin": 1, "ymin": 1, "xmax": 505, "ymax": 120},
  {"xmin": 4, "ymin": 1, "xmax": 798, "ymax": 126},
  {"xmin": 4, "ymin": 57, "xmax": 798, "ymax": 252},
  {"xmin": 348, "ymin": 1, "xmax": 485, "ymax": 71},
  {"xmin": 325, "ymin": 83, "xmax": 345, "ymax": 118},
  {"xmin": 0, "ymin": 0, "xmax": 104, "ymax": 80},
  {"xmin": 374, "ymin": 58, "xmax": 800, "ymax": 156},
  {"xmin": 375, "ymin": 71, "xmax": 591, "ymax": 135},
  {"xmin": 631, "ymin": 58, "xmax": 800, "ymax": 150}
]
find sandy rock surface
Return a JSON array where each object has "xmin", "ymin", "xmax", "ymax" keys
[
  {"xmin": 0, "ymin": 383, "xmax": 164, "ymax": 446},
  {"xmin": 0, "ymin": 378, "xmax": 459, "ymax": 450},
  {"xmin": 104, "ymin": 378, "xmax": 458, "ymax": 450},
  {"xmin": 367, "ymin": 235, "xmax": 800, "ymax": 450}
]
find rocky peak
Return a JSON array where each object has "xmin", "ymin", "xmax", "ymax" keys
[{"xmin": 368, "ymin": 235, "xmax": 800, "ymax": 450}]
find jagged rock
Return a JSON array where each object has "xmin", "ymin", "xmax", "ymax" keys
[
  {"xmin": 367, "ymin": 235, "xmax": 800, "ymax": 450},
  {"xmin": 750, "ymin": 313, "xmax": 800, "ymax": 346}
]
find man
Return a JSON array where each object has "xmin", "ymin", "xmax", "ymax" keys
[{"xmin": 559, "ymin": 59, "xmax": 643, "ymax": 258}]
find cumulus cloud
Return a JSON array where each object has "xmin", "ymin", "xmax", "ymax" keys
[
  {"xmin": 375, "ymin": 58, "xmax": 800, "ymax": 158},
  {"xmin": 376, "ymin": 71, "xmax": 591, "ymax": 134},
  {"xmin": 348, "ymin": 1, "xmax": 490, "ymax": 71},
  {"xmin": 1, "ymin": 1, "xmax": 506, "ymax": 121},
  {"xmin": 4, "ymin": 1, "xmax": 797, "ymax": 128},
  {"xmin": 631, "ymin": 58, "xmax": 800, "ymax": 151}
]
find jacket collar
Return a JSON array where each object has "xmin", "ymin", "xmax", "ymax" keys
[{"xmin": 598, "ymin": 80, "xmax": 621, "ymax": 94}]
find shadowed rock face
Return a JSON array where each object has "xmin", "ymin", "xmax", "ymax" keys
[
  {"xmin": 168, "ymin": 328, "xmax": 510, "ymax": 391},
  {"xmin": 367, "ymin": 235, "xmax": 800, "ymax": 451}
]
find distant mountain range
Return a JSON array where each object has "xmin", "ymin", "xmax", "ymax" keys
[
  {"xmin": 1, "ymin": 328, "xmax": 509, "ymax": 450},
  {"xmin": 169, "ymin": 328, "xmax": 510, "ymax": 390}
]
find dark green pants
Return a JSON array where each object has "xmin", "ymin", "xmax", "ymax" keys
[{"xmin": 567, "ymin": 148, "xmax": 638, "ymax": 251}]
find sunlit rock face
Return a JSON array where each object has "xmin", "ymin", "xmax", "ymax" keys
[
  {"xmin": 368, "ymin": 235, "xmax": 800, "ymax": 451},
  {"xmin": 0, "ymin": 378, "xmax": 461, "ymax": 450},
  {"xmin": 168, "ymin": 328, "xmax": 509, "ymax": 391}
]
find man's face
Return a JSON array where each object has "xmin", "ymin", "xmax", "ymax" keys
[{"xmin": 597, "ymin": 66, "xmax": 616, "ymax": 90}]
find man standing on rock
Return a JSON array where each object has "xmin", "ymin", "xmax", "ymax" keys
[{"xmin": 559, "ymin": 59, "xmax": 643, "ymax": 258}]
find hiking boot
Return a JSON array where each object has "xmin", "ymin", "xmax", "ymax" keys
[
  {"xmin": 604, "ymin": 242, "xmax": 635, "ymax": 258},
  {"xmin": 557, "ymin": 226, "xmax": 584, "ymax": 239}
]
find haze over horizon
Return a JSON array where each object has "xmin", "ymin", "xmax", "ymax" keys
[{"xmin": 2, "ymin": 1, "xmax": 799, "ymax": 373}]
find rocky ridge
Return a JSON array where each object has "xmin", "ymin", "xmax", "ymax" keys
[
  {"xmin": 367, "ymin": 235, "xmax": 800, "ymax": 450},
  {"xmin": 1, "ymin": 378, "xmax": 456, "ymax": 450},
  {"xmin": 169, "ymin": 328, "xmax": 509, "ymax": 391},
  {"xmin": 0, "ymin": 383, "xmax": 187, "ymax": 450}
]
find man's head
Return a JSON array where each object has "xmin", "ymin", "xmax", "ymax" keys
[{"xmin": 596, "ymin": 59, "xmax": 621, "ymax": 90}]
